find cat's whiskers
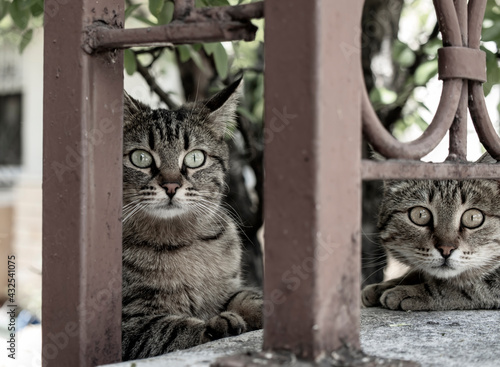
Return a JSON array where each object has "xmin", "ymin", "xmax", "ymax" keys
[
  {"xmin": 188, "ymin": 203, "xmax": 226, "ymax": 234},
  {"xmin": 194, "ymin": 192, "xmax": 248, "ymax": 229},
  {"xmin": 189, "ymin": 202, "xmax": 227, "ymax": 232},
  {"xmin": 361, "ymin": 267, "xmax": 387, "ymax": 287},
  {"xmin": 220, "ymin": 202, "xmax": 249, "ymax": 229},
  {"xmin": 122, "ymin": 200, "xmax": 143, "ymax": 219},
  {"xmin": 123, "ymin": 202, "xmax": 150, "ymax": 225},
  {"xmin": 362, "ymin": 254, "xmax": 387, "ymax": 267},
  {"xmin": 193, "ymin": 201, "xmax": 228, "ymax": 229},
  {"xmin": 123, "ymin": 198, "xmax": 143, "ymax": 210},
  {"xmin": 362, "ymin": 233, "xmax": 381, "ymax": 246},
  {"xmin": 195, "ymin": 197, "xmax": 252, "ymax": 242}
]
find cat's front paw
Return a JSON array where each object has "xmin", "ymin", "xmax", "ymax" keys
[
  {"xmin": 201, "ymin": 311, "xmax": 247, "ymax": 343},
  {"xmin": 362, "ymin": 283, "xmax": 395, "ymax": 307},
  {"xmin": 226, "ymin": 290, "xmax": 263, "ymax": 330},
  {"xmin": 380, "ymin": 285, "xmax": 430, "ymax": 311}
]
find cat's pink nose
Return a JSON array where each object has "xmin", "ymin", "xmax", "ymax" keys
[
  {"xmin": 436, "ymin": 244, "xmax": 456, "ymax": 258},
  {"xmin": 162, "ymin": 183, "xmax": 181, "ymax": 199}
]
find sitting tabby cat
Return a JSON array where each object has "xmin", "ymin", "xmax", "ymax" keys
[
  {"xmin": 362, "ymin": 153, "xmax": 500, "ymax": 311},
  {"xmin": 121, "ymin": 79, "xmax": 262, "ymax": 360}
]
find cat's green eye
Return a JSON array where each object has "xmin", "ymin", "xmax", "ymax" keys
[
  {"xmin": 461, "ymin": 209, "xmax": 484, "ymax": 229},
  {"xmin": 184, "ymin": 150, "xmax": 205, "ymax": 169},
  {"xmin": 409, "ymin": 206, "xmax": 432, "ymax": 226},
  {"xmin": 130, "ymin": 150, "xmax": 153, "ymax": 168}
]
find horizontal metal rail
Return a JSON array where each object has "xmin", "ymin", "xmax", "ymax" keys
[
  {"xmin": 362, "ymin": 161, "xmax": 500, "ymax": 180},
  {"xmin": 85, "ymin": 2, "xmax": 263, "ymax": 52}
]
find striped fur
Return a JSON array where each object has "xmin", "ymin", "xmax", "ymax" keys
[
  {"xmin": 121, "ymin": 80, "xmax": 262, "ymax": 360},
  {"xmin": 362, "ymin": 154, "xmax": 500, "ymax": 310}
]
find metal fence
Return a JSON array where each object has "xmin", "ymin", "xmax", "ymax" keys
[{"xmin": 42, "ymin": 0, "xmax": 499, "ymax": 366}]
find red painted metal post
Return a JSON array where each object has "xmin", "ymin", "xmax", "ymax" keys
[
  {"xmin": 263, "ymin": 0, "xmax": 363, "ymax": 358},
  {"xmin": 42, "ymin": 0, "xmax": 124, "ymax": 365}
]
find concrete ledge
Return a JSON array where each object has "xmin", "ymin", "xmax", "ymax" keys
[
  {"xmin": 103, "ymin": 308, "xmax": 500, "ymax": 367},
  {"xmin": 361, "ymin": 308, "xmax": 500, "ymax": 367}
]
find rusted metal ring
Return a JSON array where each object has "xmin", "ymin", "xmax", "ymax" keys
[
  {"xmin": 362, "ymin": 0, "xmax": 463, "ymax": 159},
  {"xmin": 438, "ymin": 47, "xmax": 486, "ymax": 82},
  {"xmin": 362, "ymin": 80, "xmax": 462, "ymax": 159}
]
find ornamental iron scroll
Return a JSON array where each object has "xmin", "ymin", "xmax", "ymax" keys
[{"xmin": 362, "ymin": 0, "xmax": 500, "ymax": 165}]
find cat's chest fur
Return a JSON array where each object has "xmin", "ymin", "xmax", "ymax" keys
[{"xmin": 122, "ymin": 223, "xmax": 241, "ymax": 319}]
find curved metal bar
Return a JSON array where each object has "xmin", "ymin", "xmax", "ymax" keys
[
  {"xmin": 361, "ymin": 0, "xmax": 463, "ymax": 159},
  {"xmin": 467, "ymin": 0, "xmax": 487, "ymax": 49},
  {"xmin": 467, "ymin": 0, "xmax": 500, "ymax": 160},
  {"xmin": 469, "ymin": 83, "xmax": 500, "ymax": 160},
  {"xmin": 362, "ymin": 80, "xmax": 462, "ymax": 159},
  {"xmin": 433, "ymin": 0, "xmax": 462, "ymax": 47}
]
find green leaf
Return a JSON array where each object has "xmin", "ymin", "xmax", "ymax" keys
[
  {"xmin": 177, "ymin": 45, "xmax": 192, "ymax": 63},
  {"xmin": 369, "ymin": 87, "xmax": 397, "ymax": 106},
  {"xmin": 124, "ymin": 49, "xmax": 137, "ymax": 76},
  {"xmin": 191, "ymin": 43, "xmax": 202, "ymax": 52},
  {"xmin": 481, "ymin": 22, "xmax": 500, "ymax": 42},
  {"xmin": 196, "ymin": 0, "xmax": 230, "ymax": 6},
  {"xmin": 188, "ymin": 47, "xmax": 206, "ymax": 71},
  {"xmin": 414, "ymin": 59, "xmax": 438, "ymax": 85},
  {"xmin": 482, "ymin": 46, "xmax": 500, "ymax": 96},
  {"xmin": 149, "ymin": 0, "xmax": 164, "ymax": 18},
  {"xmin": 422, "ymin": 38, "xmax": 441, "ymax": 56},
  {"xmin": 212, "ymin": 43, "xmax": 228, "ymax": 79},
  {"xmin": 157, "ymin": 1, "xmax": 174, "ymax": 25},
  {"xmin": 16, "ymin": 0, "xmax": 32, "ymax": 11},
  {"xmin": 204, "ymin": 0, "xmax": 230, "ymax": 5},
  {"xmin": 19, "ymin": 28, "xmax": 33, "ymax": 53},
  {"xmin": 125, "ymin": 4, "xmax": 141, "ymax": 20},
  {"xmin": 379, "ymin": 88, "xmax": 397, "ymax": 104},
  {"xmin": 202, "ymin": 42, "xmax": 217, "ymax": 56},
  {"xmin": 30, "ymin": 1, "xmax": 43, "ymax": 17},
  {"xmin": 132, "ymin": 15, "xmax": 157, "ymax": 26},
  {"xmin": 0, "ymin": 1, "xmax": 10, "ymax": 22},
  {"xmin": 177, "ymin": 45, "xmax": 206, "ymax": 74},
  {"xmin": 9, "ymin": 0, "xmax": 31, "ymax": 29},
  {"xmin": 393, "ymin": 41, "xmax": 416, "ymax": 68}
]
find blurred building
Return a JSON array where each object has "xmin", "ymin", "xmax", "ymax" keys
[{"xmin": 0, "ymin": 30, "xmax": 43, "ymax": 314}]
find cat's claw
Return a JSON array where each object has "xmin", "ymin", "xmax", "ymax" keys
[{"xmin": 202, "ymin": 311, "xmax": 247, "ymax": 343}]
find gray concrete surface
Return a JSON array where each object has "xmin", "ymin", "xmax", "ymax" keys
[
  {"xmin": 360, "ymin": 308, "xmax": 500, "ymax": 367},
  {"xmin": 103, "ymin": 308, "xmax": 500, "ymax": 367}
]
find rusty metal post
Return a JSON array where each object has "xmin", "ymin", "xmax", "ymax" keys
[
  {"xmin": 263, "ymin": 0, "xmax": 362, "ymax": 358},
  {"xmin": 447, "ymin": 0, "xmax": 468, "ymax": 161},
  {"xmin": 43, "ymin": 0, "xmax": 124, "ymax": 365},
  {"xmin": 206, "ymin": 2, "xmax": 414, "ymax": 364}
]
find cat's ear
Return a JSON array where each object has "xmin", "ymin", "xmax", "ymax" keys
[
  {"xmin": 205, "ymin": 78, "xmax": 242, "ymax": 138},
  {"xmin": 123, "ymin": 91, "xmax": 146, "ymax": 126},
  {"xmin": 475, "ymin": 152, "xmax": 498, "ymax": 164}
]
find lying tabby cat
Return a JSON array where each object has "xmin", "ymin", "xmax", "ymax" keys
[
  {"xmin": 121, "ymin": 80, "xmax": 262, "ymax": 360},
  {"xmin": 362, "ymin": 154, "xmax": 500, "ymax": 311}
]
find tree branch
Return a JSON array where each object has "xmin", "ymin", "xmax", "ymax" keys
[{"xmin": 133, "ymin": 51, "xmax": 179, "ymax": 109}]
